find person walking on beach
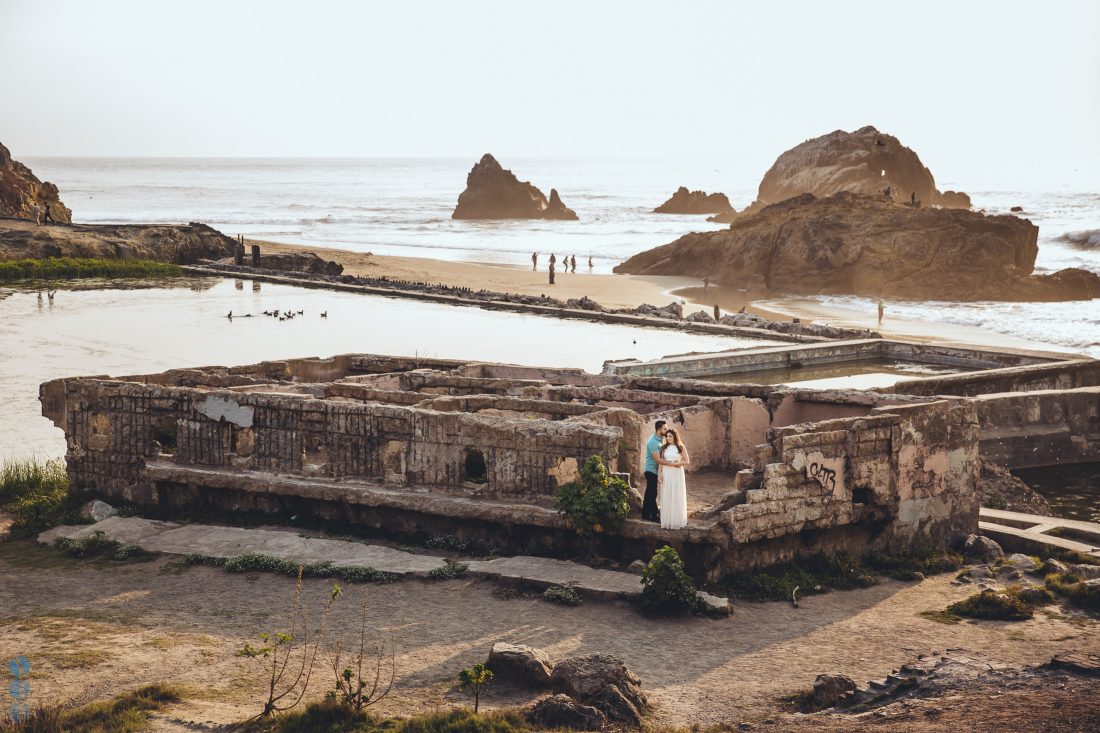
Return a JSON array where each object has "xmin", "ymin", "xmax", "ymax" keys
[
  {"xmin": 713, "ymin": 304, "xmax": 720, "ymax": 321},
  {"xmin": 42, "ymin": 203, "xmax": 51, "ymax": 225},
  {"xmin": 570, "ymin": 255, "xmax": 577, "ymax": 273},
  {"xmin": 549, "ymin": 253, "xmax": 556, "ymax": 271},
  {"xmin": 641, "ymin": 421, "xmax": 668, "ymax": 522},
  {"xmin": 588, "ymin": 256, "xmax": 593, "ymax": 270},
  {"xmin": 532, "ymin": 252, "xmax": 538, "ymax": 270},
  {"xmin": 659, "ymin": 429, "xmax": 690, "ymax": 530},
  {"xmin": 549, "ymin": 261, "xmax": 556, "ymax": 285},
  {"xmin": 877, "ymin": 299, "xmax": 885, "ymax": 324},
  {"xmin": 32, "ymin": 202, "xmax": 41, "ymax": 225}
]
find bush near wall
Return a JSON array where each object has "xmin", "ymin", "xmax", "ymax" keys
[{"xmin": 555, "ymin": 455, "xmax": 631, "ymax": 536}]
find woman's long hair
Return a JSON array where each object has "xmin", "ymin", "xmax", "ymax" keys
[{"xmin": 664, "ymin": 429, "xmax": 684, "ymax": 451}]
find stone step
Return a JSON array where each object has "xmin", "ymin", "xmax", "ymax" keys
[{"xmin": 37, "ymin": 516, "xmax": 732, "ymax": 611}]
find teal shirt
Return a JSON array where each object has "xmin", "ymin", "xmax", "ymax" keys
[{"xmin": 644, "ymin": 434, "xmax": 662, "ymax": 474}]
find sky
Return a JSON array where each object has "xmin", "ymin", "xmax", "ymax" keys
[{"xmin": 2, "ymin": 0, "xmax": 1099, "ymax": 189}]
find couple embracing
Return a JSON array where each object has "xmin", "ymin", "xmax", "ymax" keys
[{"xmin": 641, "ymin": 420, "xmax": 691, "ymax": 530}]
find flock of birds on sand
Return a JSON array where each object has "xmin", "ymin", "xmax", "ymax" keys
[{"xmin": 226, "ymin": 309, "xmax": 328, "ymax": 321}]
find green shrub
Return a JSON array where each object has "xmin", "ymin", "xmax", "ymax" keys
[
  {"xmin": 641, "ymin": 546, "xmax": 697, "ymax": 613},
  {"xmin": 543, "ymin": 585, "xmax": 583, "ymax": 606},
  {"xmin": 182, "ymin": 553, "xmax": 226, "ymax": 567},
  {"xmin": 0, "ymin": 257, "xmax": 183, "ymax": 281},
  {"xmin": 427, "ymin": 562, "xmax": 469, "ymax": 580},
  {"xmin": 0, "ymin": 684, "xmax": 182, "ymax": 733},
  {"xmin": 2, "ymin": 458, "xmax": 71, "ymax": 532},
  {"xmin": 865, "ymin": 547, "xmax": 964, "ymax": 580},
  {"xmin": 947, "ymin": 588, "xmax": 1034, "ymax": 620},
  {"xmin": 52, "ymin": 531, "xmax": 157, "ymax": 562},
  {"xmin": 425, "ymin": 535, "xmax": 470, "ymax": 553},
  {"xmin": 554, "ymin": 455, "xmax": 631, "ymax": 535},
  {"xmin": 720, "ymin": 553, "xmax": 878, "ymax": 602},
  {"xmin": 1046, "ymin": 572, "xmax": 1100, "ymax": 613}
]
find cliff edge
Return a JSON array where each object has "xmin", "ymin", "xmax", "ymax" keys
[{"xmin": 0, "ymin": 142, "xmax": 72, "ymax": 223}]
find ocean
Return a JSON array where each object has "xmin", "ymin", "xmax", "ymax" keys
[{"xmin": 23, "ymin": 157, "xmax": 1100, "ymax": 357}]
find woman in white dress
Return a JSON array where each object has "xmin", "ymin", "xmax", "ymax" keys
[{"xmin": 659, "ymin": 429, "xmax": 690, "ymax": 529}]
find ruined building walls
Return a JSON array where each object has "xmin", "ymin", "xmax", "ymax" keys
[
  {"xmin": 973, "ymin": 386, "xmax": 1100, "ymax": 469},
  {"xmin": 45, "ymin": 378, "xmax": 624, "ymax": 505}
]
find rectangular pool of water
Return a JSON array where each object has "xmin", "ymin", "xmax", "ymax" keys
[{"xmin": 703, "ymin": 358, "xmax": 971, "ymax": 390}]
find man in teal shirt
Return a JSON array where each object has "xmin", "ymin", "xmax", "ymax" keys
[{"xmin": 642, "ymin": 420, "xmax": 668, "ymax": 522}]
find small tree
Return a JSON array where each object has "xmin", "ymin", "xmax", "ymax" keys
[
  {"xmin": 555, "ymin": 455, "xmax": 631, "ymax": 535},
  {"xmin": 237, "ymin": 570, "xmax": 341, "ymax": 719},
  {"xmin": 641, "ymin": 545, "xmax": 698, "ymax": 613},
  {"xmin": 326, "ymin": 590, "xmax": 396, "ymax": 711},
  {"xmin": 457, "ymin": 663, "xmax": 493, "ymax": 714}
]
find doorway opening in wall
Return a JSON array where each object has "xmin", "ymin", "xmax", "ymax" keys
[
  {"xmin": 464, "ymin": 448, "xmax": 487, "ymax": 484},
  {"xmin": 152, "ymin": 417, "xmax": 177, "ymax": 455},
  {"xmin": 852, "ymin": 487, "xmax": 872, "ymax": 505}
]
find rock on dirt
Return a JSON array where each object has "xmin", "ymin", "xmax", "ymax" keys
[{"xmin": 487, "ymin": 642, "xmax": 553, "ymax": 687}]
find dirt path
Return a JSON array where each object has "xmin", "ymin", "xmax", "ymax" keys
[{"xmin": 1, "ymin": 539, "xmax": 1096, "ymax": 728}]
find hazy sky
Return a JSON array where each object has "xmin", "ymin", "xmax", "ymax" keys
[{"xmin": 3, "ymin": 0, "xmax": 1099, "ymax": 188}]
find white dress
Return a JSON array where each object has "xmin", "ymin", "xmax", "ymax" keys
[{"xmin": 659, "ymin": 445, "xmax": 688, "ymax": 530}]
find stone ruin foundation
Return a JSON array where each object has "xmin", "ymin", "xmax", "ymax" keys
[{"xmin": 40, "ymin": 352, "xmax": 997, "ymax": 580}]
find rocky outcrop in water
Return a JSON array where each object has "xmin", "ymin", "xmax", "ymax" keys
[
  {"xmin": 653, "ymin": 187, "xmax": 734, "ymax": 215},
  {"xmin": 706, "ymin": 125, "xmax": 971, "ymax": 224},
  {"xmin": 617, "ymin": 192, "xmax": 1100, "ymax": 301},
  {"xmin": 0, "ymin": 142, "xmax": 72, "ymax": 223},
  {"xmin": 452, "ymin": 154, "xmax": 578, "ymax": 220},
  {"xmin": 0, "ymin": 219, "xmax": 236, "ymax": 264},
  {"xmin": 757, "ymin": 125, "xmax": 970, "ymax": 209}
]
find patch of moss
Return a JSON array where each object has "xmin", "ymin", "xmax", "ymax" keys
[
  {"xmin": 718, "ymin": 553, "xmax": 877, "ymax": 602},
  {"xmin": 543, "ymin": 584, "xmax": 583, "ymax": 606},
  {"xmin": 947, "ymin": 588, "xmax": 1034, "ymax": 621},
  {"xmin": 1045, "ymin": 572, "xmax": 1100, "ymax": 614},
  {"xmin": 919, "ymin": 609, "xmax": 962, "ymax": 624}
]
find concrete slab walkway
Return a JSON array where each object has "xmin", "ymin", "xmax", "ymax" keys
[{"xmin": 38, "ymin": 517, "xmax": 723, "ymax": 607}]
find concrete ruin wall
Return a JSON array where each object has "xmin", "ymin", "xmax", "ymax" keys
[
  {"xmin": 889, "ymin": 359, "xmax": 1100, "ymax": 397},
  {"xmin": 973, "ymin": 386, "xmax": 1100, "ymax": 469},
  {"xmin": 49, "ymin": 378, "xmax": 623, "ymax": 503}
]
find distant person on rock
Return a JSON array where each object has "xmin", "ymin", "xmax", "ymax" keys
[
  {"xmin": 549, "ymin": 253, "xmax": 556, "ymax": 271},
  {"xmin": 43, "ymin": 203, "xmax": 51, "ymax": 225},
  {"xmin": 877, "ymin": 299, "xmax": 885, "ymax": 324},
  {"xmin": 532, "ymin": 252, "xmax": 538, "ymax": 270}
]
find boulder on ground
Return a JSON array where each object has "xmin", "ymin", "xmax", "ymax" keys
[
  {"xmin": 685, "ymin": 309, "xmax": 716, "ymax": 323},
  {"xmin": 564, "ymin": 296, "xmax": 605, "ymax": 312},
  {"xmin": 551, "ymin": 653, "xmax": 649, "ymax": 727},
  {"xmin": 654, "ymin": 186, "xmax": 735, "ymax": 215},
  {"xmin": 963, "ymin": 534, "xmax": 1004, "ymax": 563},
  {"xmin": 810, "ymin": 674, "xmax": 858, "ymax": 709},
  {"xmin": 528, "ymin": 694, "xmax": 606, "ymax": 730},
  {"xmin": 0, "ymin": 142, "xmax": 72, "ymax": 223},
  {"xmin": 632, "ymin": 302, "xmax": 683, "ymax": 320},
  {"xmin": 80, "ymin": 500, "xmax": 117, "ymax": 523},
  {"xmin": 1002, "ymin": 553, "xmax": 1040, "ymax": 574},
  {"xmin": 487, "ymin": 642, "xmax": 553, "ymax": 687},
  {"xmin": 696, "ymin": 590, "xmax": 733, "ymax": 617},
  {"xmin": 452, "ymin": 154, "xmax": 578, "ymax": 220},
  {"xmin": 616, "ymin": 192, "xmax": 1097, "ymax": 302},
  {"xmin": 1070, "ymin": 564, "xmax": 1100, "ymax": 581}
]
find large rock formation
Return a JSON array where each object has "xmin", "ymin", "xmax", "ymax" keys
[
  {"xmin": 0, "ymin": 220, "xmax": 236, "ymax": 264},
  {"xmin": 616, "ymin": 192, "xmax": 1100, "ymax": 301},
  {"xmin": 653, "ymin": 186, "xmax": 734, "ymax": 215},
  {"xmin": 707, "ymin": 126, "xmax": 970, "ymax": 224},
  {"xmin": 0, "ymin": 142, "xmax": 72, "ymax": 223},
  {"xmin": 452, "ymin": 154, "xmax": 578, "ymax": 220}
]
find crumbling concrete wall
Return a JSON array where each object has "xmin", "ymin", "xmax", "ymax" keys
[
  {"xmin": 48, "ymin": 378, "xmax": 623, "ymax": 503},
  {"xmin": 973, "ymin": 386, "xmax": 1100, "ymax": 469},
  {"xmin": 889, "ymin": 359, "xmax": 1100, "ymax": 397}
]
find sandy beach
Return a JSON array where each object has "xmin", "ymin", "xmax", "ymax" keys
[
  {"xmin": 250, "ymin": 238, "xmax": 781, "ymax": 316},
  {"xmin": 251, "ymin": 239, "xmax": 1085, "ymax": 356}
]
